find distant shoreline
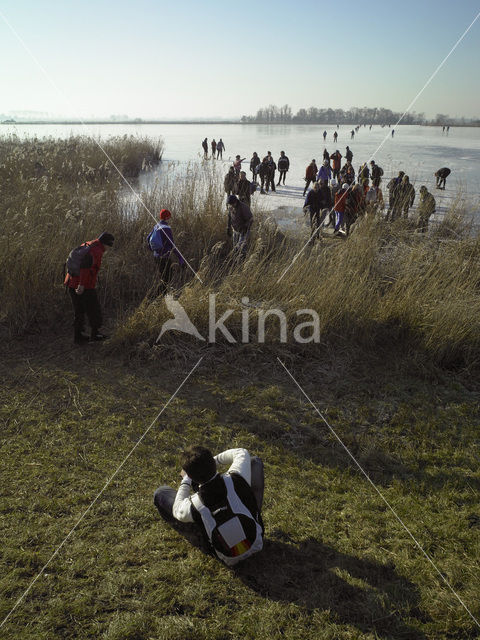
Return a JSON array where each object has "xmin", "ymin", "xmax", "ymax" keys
[{"xmin": 1, "ymin": 120, "xmax": 479, "ymax": 127}]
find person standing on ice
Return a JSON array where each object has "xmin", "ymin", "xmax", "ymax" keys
[
  {"xmin": 333, "ymin": 131, "xmax": 338, "ymax": 143},
  {"xmin": 323, "ymin": 130, "xmax": 327, "ymax": 141},
  {"xmin": 316, "ymin": 160, "xmax": 331, "ymax": 184},
  {"xmin": 217, "ymin": 139, "xmax": 225, "ymax": 159},
  {"xmin": 303, "ymin": 159, "xmax": 318, "ymax": 196},
  {"xmin": 329, "ymin": 150, "xmax": 342, "ymax": 181},
  {"xmin": 345, "ymin": 146, "xmax": 353, "ymax": 162},
  {"xmin": 202, "ymin": 138, "xmax": 208, "ymax": 158},
  {"xmin": 250, "ymin": 152, "xmax": 261, "ymax": 183},
  {"xmin": 350, "ymin": 130, "xmax": 355, "ymax": 139},
  {"xmin": 277, "ymin": 151, "xmax": 290, "ymax": 186},
  {"xmin": 211, "ymin": 139, "xmax": 217, "ymax": 158}
]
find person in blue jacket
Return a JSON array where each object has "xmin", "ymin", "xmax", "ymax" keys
[
  {"xmin": 316, "ymin": 160, "xmax": 332, "ymax": 184},
  {"xmin": 147, "ymin": 209, "xmax": 185, "ymax": 295}
]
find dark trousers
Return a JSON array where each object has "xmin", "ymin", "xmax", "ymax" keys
[
  {"xmin": 277, "ymin": 170, "xmax": 287, "ymax": 185},
  {"xmin": 217, "ymin": 149, "xmax": 223, "ymax": 159},
  {"xmin": 69, "ymin": 288, "xmax": 102, "ymax": 339},
  {"xmin": 155, "ymin": 255, "xmax": 172, "ymax": 296},
  {"xmin": 154, "ymin": 456, "xmax": 265, "ymax": 519},
  {"xmin": 332, "ymin": 168, "xmax": 340, "ymax": 180},
  {"xmin": 265, "ymin": 174, "xmax": 275, "ymax": 192}
]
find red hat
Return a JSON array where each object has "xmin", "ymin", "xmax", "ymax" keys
[{"xmin": 159, "ymin": 209, "xmax": 171, "ymax": 220}]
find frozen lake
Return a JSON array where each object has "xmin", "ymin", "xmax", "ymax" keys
[{"xmin": 3, "ymin": 122, "xmax": 479, "ymax": 229}]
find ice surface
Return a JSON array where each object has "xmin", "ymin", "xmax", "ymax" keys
[{"xmin": 4, "ymin": 122, "xmax": 479, "ymax": 227}]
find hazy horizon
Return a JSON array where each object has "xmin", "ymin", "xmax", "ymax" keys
[{"xmin": 1, "ymin": 1, "xmax": 479, "ymax": 121}]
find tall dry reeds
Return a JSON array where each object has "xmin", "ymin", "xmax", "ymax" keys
[{"xmin": 1, "ymin": 136, "xmax": 479, "ymax": 368}]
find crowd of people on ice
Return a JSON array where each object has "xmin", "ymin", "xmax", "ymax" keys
[{"xmin": 217, "ymin": 141, "xmax": 448, "ymax": 240}]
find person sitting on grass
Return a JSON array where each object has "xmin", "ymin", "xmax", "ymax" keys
[{"xmin": 154, "ymin": 446, "xmax": 264, "ymax": 566}]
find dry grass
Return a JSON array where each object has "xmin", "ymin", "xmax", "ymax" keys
[{"xmin": 1, "ymin": 136, "xmax": 479, "ymax": 370}]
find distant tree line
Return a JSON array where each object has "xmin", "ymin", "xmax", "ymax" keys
[{"xmin": 241, "ymin": 104, "xmax": 480, "ymax": 126}]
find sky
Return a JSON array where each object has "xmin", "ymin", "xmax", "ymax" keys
[{"xmin": 0, "ymin": 0, "xmax": 479, "ymax": 120}]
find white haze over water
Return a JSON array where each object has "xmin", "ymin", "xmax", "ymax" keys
[{"xmin": 3, "ymin": 122, "xmax": 479, "ymax": 229}]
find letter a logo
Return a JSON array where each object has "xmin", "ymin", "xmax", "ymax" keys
[{"xmin": 157, "ymin": 295, "xmax": 205, "ymax": 342}]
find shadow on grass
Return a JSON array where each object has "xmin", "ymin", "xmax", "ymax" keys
[
  {"xmin": 157, "ymin": 511, "xmax": 427, "ymax": 639},
  {"xmin": 235, "ymin": 531, "xmax": 429, "ymax": 639}
]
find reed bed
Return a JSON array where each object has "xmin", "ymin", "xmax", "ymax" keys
[{"xmin": 1, "ymin": 136, "xmax": 479, "ymax": 368}]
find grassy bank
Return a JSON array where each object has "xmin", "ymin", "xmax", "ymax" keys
[{"xmin": 0, "ymin": 341, "xmax": 479, "ymax": 639}]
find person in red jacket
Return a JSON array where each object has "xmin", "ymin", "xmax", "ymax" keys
[
  {"xmin": 64, "ymin": 232, "xmax": 114, "ymax": 343},
  {"xmin": 330, "ymin": 150, "xmax": 342, "ymax": 181},
  {"xmin": 303, "ymin": 159, "xmax": 318, "ymax": 196}
]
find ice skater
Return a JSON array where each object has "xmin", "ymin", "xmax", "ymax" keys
[{"xmin": 435, "ymin": 167, "xmax": 451, "ymax": 190}]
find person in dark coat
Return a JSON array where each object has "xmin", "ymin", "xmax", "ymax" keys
[
  {"xmin": 235, "ymin": 171, "xmax": 252, "ymax": 206},
  {"xmin": 303, "ymin": 159, "xmax": 318, "ymax": 196},
  {"xmin": 224, "ymin": 166, "xmax": 236, "ymax": 197},
  {"xmin": 277, "ymin": 151, "xmax": 290, "ymax": 185},
  {"xmin": 370, "ymin": 160, "xmax": 384, "ymax": 187},
  {"xmin": 345, "ymin": 146, "xmax": 353, "ymax": 162},
  {"xmin": 435, "ymin": 167, "xmax": 451, "ymax": 189},
  {"xmin": 264, "ymin": 156, "xmax": 276, "ymax": 193},
  {"xmin": 202, "ymin": 138, "xmax": 208, "ymax": 158},
  {"xmin": 216, "ymin": 139, "xmax": 225, "ymax": 159},
  {"xmin": 250, "ymin": 152, "xmax": 261, "ymax": 183},
  {"xmin": 227, "ymin": 195, "xmax": 253, "ymax": 257}
]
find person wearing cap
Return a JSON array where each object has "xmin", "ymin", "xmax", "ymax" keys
[
  {"xmin": 226, "ymin": 195, "xmax": 253, "ymax": 257},
  {"xmin": 147, "ymin": 209, "xmax": 185, "ymax": 295},
  {"xmin": 64, "ymin": 232, "xmax": 114, "ymax": 344}
]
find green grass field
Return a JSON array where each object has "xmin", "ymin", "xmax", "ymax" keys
[{"xmin": 1, "ymin": 338, "xmax": 479, "ymax": 639}]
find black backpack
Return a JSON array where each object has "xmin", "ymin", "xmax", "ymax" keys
[{"xmin": 66, "ymin": 243, "xmax": 92, "ymax": 277}]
